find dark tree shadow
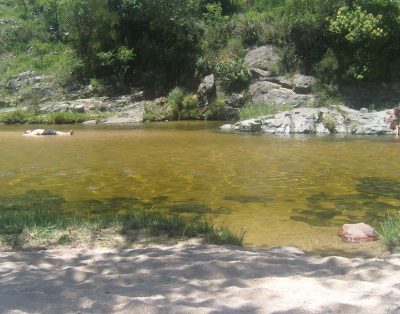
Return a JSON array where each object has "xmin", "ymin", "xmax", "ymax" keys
[{"xmin": 291, "ymin": 177, "xmax": 400, "ymax": 227}]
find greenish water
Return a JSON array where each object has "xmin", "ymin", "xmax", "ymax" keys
[{"xmin": 1, "ymin": 122, "xmax": 400, "ymax": 256}]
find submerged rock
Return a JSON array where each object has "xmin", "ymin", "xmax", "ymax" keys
[{"xmin": 338, "ymin": 223, "xmax": 377, "ymax": 243}]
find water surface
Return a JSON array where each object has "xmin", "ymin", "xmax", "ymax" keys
[{"xmin": 1, "ymin": 122, "xmax": 399, "ymax": 256}]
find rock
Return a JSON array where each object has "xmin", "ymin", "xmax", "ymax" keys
[
  {"xmin": 292, "ymin": 74, "xmax": 316, "ymax": 94},
  {"xmin": 82, "ymin": 120, "xmax": 97, "ymax": 125},
  {"xmin": 197, "ymin": 74, "xmax": 216, "ymax": 105},
  {"xmin": 224, "ymin": 93, "xmax": 245, "ymax": 109},
  {"xmin": 235, "ymin": 119, "xmax": 262, "ymax": 132},
  {"xmin": 234, "ymin": 105, "xmax": 394, "ymax": 135},
  {"xmin": 249, "ymin": 81, "xmax": 281, "ymax": 105},
  {"xmin": 338, "ymin": 223, "xmax": 377, "ymax": 243},
  {"xmin": 244, "ymin": 45, "xmax": 280, "ymax": 72},
  {"xmin": 360, "ymin": 108, "xmax": 368, "ymax": 114},
  {"xmin": 5, "ymin": 71, "xmax": 44, "ymax": 92},
  {"xmin": 250, "ymin": 68, "xmax": 273, "ymax": 79},
  {"xmin": 220, "ymin": 124, "xmax": 234, "ymax": 131}
]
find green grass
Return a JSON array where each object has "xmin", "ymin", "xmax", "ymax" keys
[
  {"xmin": 0, "ymin": 209, "xmax": 245, "ymax": 248},
  {"xmin": 378, "ymin": 212, "xmax": 400, "ymax": 252},
  {"xmin": 239, "ymin": 102, "xmax": 293, "ymax": 120},
  {"xmin": 0, "ymin": 110, "xmax": 97, "ymax": 124}
]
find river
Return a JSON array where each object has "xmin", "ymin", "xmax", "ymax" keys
[{"xmin": 1, "ymin": 122, "xmax": 399, "ymax": 256}]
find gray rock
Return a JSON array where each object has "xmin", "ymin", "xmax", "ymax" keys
[
  {"xmin": 197, "ymin": 74, "xmax": 216, "ymax": 105},
  {"xmin": 5, "ymin": 71, "xmax": 44, "ymax": 92},
  {"xmin": 244, "ymin": 45, "xmax": 280, "ymax": 72},
  {"xmin": 249, "ymin": 81, "xmax": 281, "ymax": 105},
  {"xmin": 250, "ymin": 68, "xmax": 273, "ymax": 79},
  {"xmin": 252, "ymin": 87, "xmax": 315, "ymax": 108},
  {"xmin": 292, "ymin": 74, "xmax": 316, "ymax": 94},
  {"xmin": 360, "ymin": 108, "xmax": 368, "ymax": 114},
  {"xmin": 235, "ymin": 119, "xmax": 262, "ymax": 132},
  {"xmin": 220, "ymin": 124, "xmax": 234, "ymax": 131},
  {"xmin": 82, "ymin": 120, "xmax": 97, "ymax": 125},
  {"xmin": 224, "ymin": 93, "xmax": 245, "ymax": 109}
]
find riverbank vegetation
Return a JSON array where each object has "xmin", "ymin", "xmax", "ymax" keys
[
  {"xmin": 0, "ymin": 208, "xmax": 245, "ymax": 249},
  {"xmin": 0, "ymin": 110, "xmax": 99, "ymax": 124},
  {"xmin": 378, "ymin": 212, "xmax": 400, "ymax": 252},
  {"xmin": 1, "ymin": 1, "xmax": 400, "ymax": 102}
]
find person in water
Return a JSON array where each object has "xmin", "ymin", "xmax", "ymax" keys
[
  {"xmin": 385, "ymin": 108, "xmax": 400, "ymax": 135},
  {"xmin": 23, "ymin": 129, "xmax": 74, "ymax": 136}
]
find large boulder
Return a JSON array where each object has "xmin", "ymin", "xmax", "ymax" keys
[
  {"xmin": 249, "ymin": 81, "xmax": 281, "ymax": 105},
  {"xmin": 338, "ymin": 223, "xmax": 377, "ymax": 243},
  {"xmin": 244, "ymin": 45, "xmax": 281, "ymax": 73},
  {"xmin": 250, "ymin": 83, "xmax": 315, "ymax": 108}
]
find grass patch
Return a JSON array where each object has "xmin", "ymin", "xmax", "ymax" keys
[
  {"xmin": 0, "ymin": 209, "xmax": 245, "ymax": 249},
  {"xmin": 378, "ymin": 212, "xmax": 400, "ymax": 252},
  {"xmin": 239, "ymin": 102, "xmax": 293, "ymax": 120},
  {"xmin": 0, "ymin": 110, "xmax": 99, "ymax": 124}
]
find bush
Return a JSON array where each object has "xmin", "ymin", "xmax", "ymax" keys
[
  {"xmin": 167, "ymin": 87, "xmax": 186, "ymax": 120},
  {"xmin": 214, "ymin": 58, "xmax": 251, "ymax": 91},
  {"xmin": 45, "ymin": 112, "xmax": 88, "ymax": 124},
  {"xmin": 378, "ymin": 212, "xmax": 400, "ymax": 252},
  {"xmin": 181, "ymin": 94, "xmax": 200, "ymax": 120},
  {"xmin": 205, "ymin": 98, "xmax": 228, "ymax": 120},
  {"xmin": 0, "ymin": 110, "xmax": 28, "ymax": 124}
]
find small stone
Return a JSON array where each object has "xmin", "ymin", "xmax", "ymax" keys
[
  {"xmin": 220, "ymin": 124, "xmax": 233, "ymax": 131},
  {"xmin": 338, "ymin": 223, "xmax": 377, "ymax": 243}
]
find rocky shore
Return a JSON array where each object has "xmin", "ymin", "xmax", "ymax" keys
[{"xmin": 221, "ymin": 105, "xmax": 394, "ymax": 135}]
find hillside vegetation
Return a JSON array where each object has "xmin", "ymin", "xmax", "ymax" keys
[{"xmin": 1, "ymin": 0, "xmax": 400, "ymax": 112}]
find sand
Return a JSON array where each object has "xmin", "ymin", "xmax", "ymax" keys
[{"xmin": 0, "ymin": 243, "xmax": 399, "ymax": 314}]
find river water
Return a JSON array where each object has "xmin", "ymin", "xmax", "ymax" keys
[{"xmin": 1, "ymin": 122, "xmax": 399, "ymax": 256}]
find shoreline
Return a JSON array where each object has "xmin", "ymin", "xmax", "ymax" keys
[{"xmin": 1, "ymin": 242, "xmax": 399, "ymax": 313}]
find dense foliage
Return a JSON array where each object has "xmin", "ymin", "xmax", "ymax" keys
[{"xmin": 1, "ymin": 0, "xmax": 400, "ymax": 92}]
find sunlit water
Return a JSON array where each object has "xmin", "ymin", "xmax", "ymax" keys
[{"xmin": 1, "ymin": 122, "xmax": 400, "ymax": 256}]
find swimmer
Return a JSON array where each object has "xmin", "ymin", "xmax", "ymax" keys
[{"xmin": 23, "ymin": 129, "xmax": 74, "ymax": 136}]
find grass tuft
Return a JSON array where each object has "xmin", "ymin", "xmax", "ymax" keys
[{"xmin": 378, "ymin": 212, "xmax": 400, "ymax": 252}]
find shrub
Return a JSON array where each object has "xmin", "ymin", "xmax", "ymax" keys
[
  {"xmin": 378, "ymin": 212, "xmax": 400, "ymax": 252},
  {"xmin": 45, "ymin": 112, "xmax": 88, "ymax": 124},
  {"xmin": 205, "ymin": 98, "xmax": 228, "ymax": 120},
  {"xmin": 235, "ymin": 13, "xmax": 263, "ymax": 46},
  {"xmin": 167, "ymin": 87, "xmax": 185, "ymax": 119},
  {"xmin": 214, "ymin": 58, "xmax": 251, "ymax": 91},
  {"xmin": 313, "ymin": 49, "xmax": 339, "ymax": 85},
  {"xmin": 0, "ymin": 110, "xmax": 28, "ymax": 124},
  {"xmin": 181, "ymin": 94, "xmax": 200, "ymax": 120}
]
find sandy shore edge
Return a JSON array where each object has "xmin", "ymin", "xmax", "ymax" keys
[{"xmin": 1, "ymin": 243, "xmax": 400, "ymax": 314}]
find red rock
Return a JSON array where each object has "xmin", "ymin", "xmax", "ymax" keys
[{"xmin": 338, "ymin": 223, "xmax": 377, "ymax": 243}]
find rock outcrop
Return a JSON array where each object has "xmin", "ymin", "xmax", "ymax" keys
[
  {"xmin": 221, "ymin": 106, "xmax": 394, "ymax": 135},
  {"xmin": 245, "ymin": 46, "xmax": 317, "ymax": 108},
  {"xmin": 197, "ymin": 74, "xmax": 216, "ymax": 106}
]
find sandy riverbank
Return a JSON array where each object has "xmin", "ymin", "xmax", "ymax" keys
[{"xmin": 1, "ymin": 242, "xmax": 399, "ymax": 314}]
